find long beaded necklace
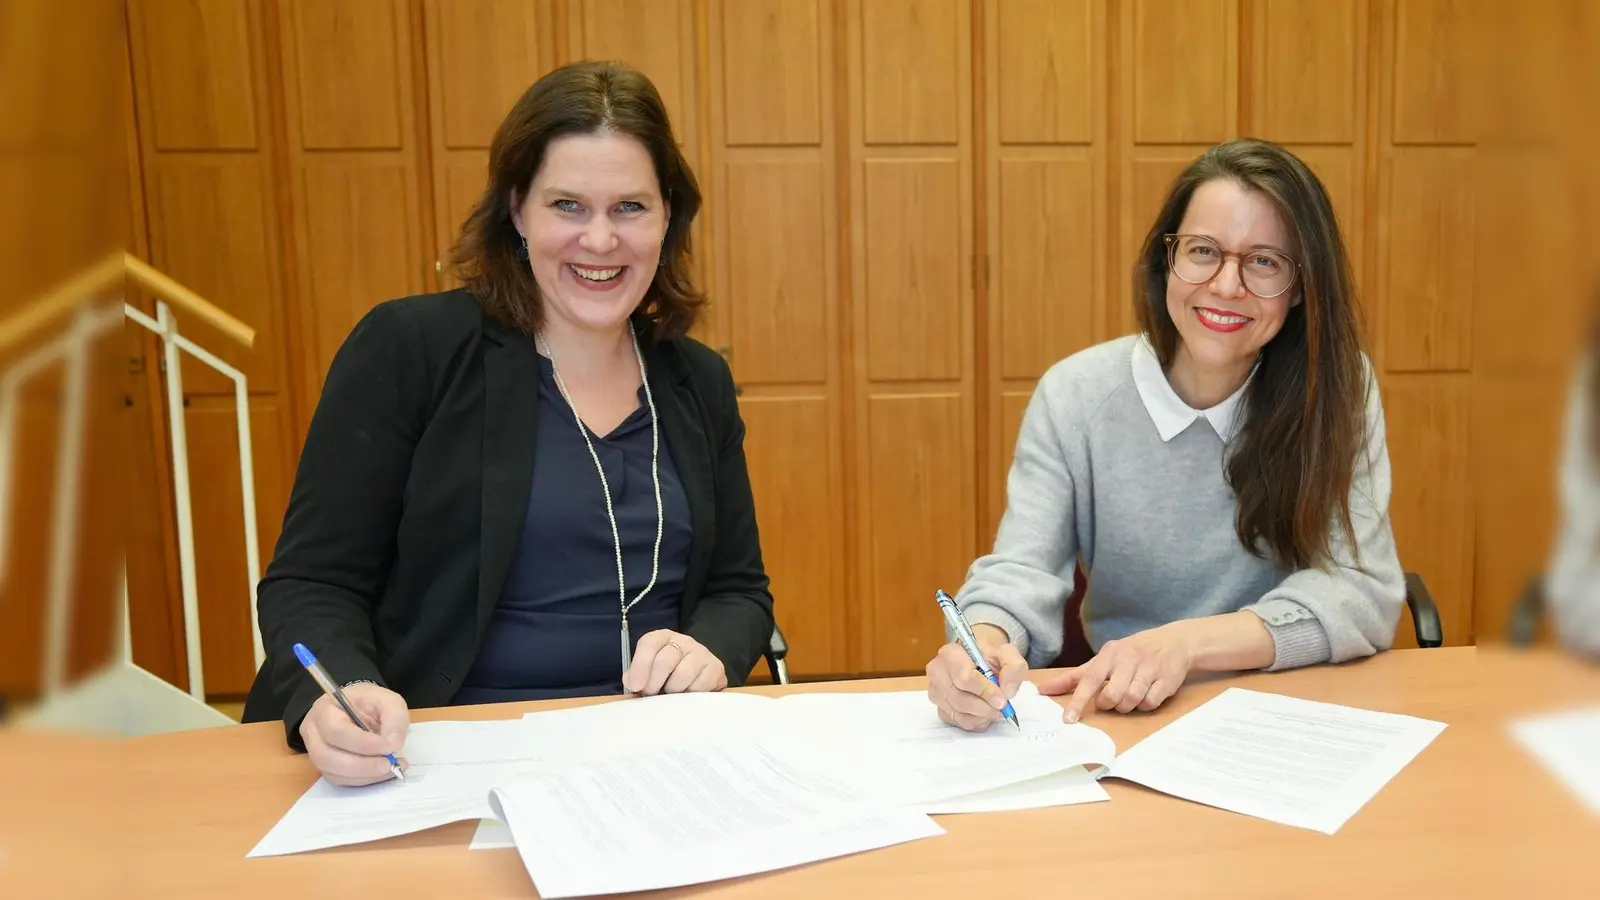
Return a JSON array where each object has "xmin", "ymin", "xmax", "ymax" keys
[{"xmin": 535, "ymin": 323, "xmax": 663, "ymax": 680}]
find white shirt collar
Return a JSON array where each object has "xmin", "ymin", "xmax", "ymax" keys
[{"xmin": 1130, "ymin": 335, "xmax": 1251, "ymax": 443}]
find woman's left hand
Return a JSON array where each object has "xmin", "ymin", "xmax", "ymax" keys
[
  {"xmin": 1037, "ymin": 624, "xmax": 1195, "ymax": 722},
  {"xmin": 625, "ymin": 630, "xmax": 727, "ymax": 695}
]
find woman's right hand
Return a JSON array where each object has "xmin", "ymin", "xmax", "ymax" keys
[
  {"xmin": 298, "ymin": 683, "xmax": 411, "ymax": 786},
  {"xmin": 925, "ymin": 624, "xmax": 1029, "ymax": 732}
]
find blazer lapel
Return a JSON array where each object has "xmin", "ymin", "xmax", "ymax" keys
[
  {"xmin": 648, "ymin": 342, "xmax": 715, "ymax": 605},
  {"xmin": 477, "ymin": 322, "xmax": 541, "ymax": 634}
]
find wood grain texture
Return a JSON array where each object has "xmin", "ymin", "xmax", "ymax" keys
[
  {"xmin": 132, "ymin": 0, "xmax": 259, "ymax": 150},
  {"xmin": 721, "ymin": 0, "xmax": 822, "ymax": 146},
  {"xmin": 995, "ymin": 0, "xmax": 1093, "ymax": 144},
  {"xmin": 861, "ymin": 0, "xmax": 962, "ymax": 145}
]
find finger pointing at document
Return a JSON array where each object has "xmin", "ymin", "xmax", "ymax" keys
[{"xmin": 1038, "ymin": 625, "xmax": 1193, "ymax": 723}]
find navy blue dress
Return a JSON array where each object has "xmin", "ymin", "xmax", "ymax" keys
[{"xmin": 454, "ymin": 353, "xmax": 692, "ymax": 704}]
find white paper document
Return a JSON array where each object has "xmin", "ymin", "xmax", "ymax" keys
[
  {"xmin": 248, "ymin": 719, "xmax": 550, "ymax": 857},
  {"xmin": 923, "ymin": 765, "xmax": 1109, "ymax": 814},
  {"xmin": 461, "ymin": 683, "xmax": 1109, "ymax": 851},
  {"xmin": 1103, "ymin": 688, "xmax": 1447, "ymax": 834},
  {"xmin": 1510, "ymin": 706, "xmax": 1600, "ymax": 818},
  {"xmin": 486, "ymin": 741, "xmax": 944, "ymax": 899},
  {"xmin": 770, "ymin": 683, "xmax": 1116, "ymax": 809}
]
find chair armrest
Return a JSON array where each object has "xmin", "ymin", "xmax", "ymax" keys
[
  {"xmin": 764, "ymin": 624, "xmax": 790, "ymax": 685},
  {"xmin": 1507, "ymin": 576, "xmax": 1547, "ymax": 646},
  {"xmin": 767, "ymin": 624, "xmax": 789, "ymax": 661},
  {"xmin": 1404, "ymin": 572, "xmax": 1444, "ymax": 648}
]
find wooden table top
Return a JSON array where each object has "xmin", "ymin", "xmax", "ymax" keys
[{"xmin": 69, "ymin": 647, "xmax": 1600, "ymax": 897}]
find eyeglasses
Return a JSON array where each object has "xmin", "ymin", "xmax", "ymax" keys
[{"xmin": 1163, "ymin": 234, "xmax": 1299, "ymax": 299}]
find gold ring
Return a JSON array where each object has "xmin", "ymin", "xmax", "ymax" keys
[{"xmin": 667, "ymin": 640, "xmax": 685, "ymax": 655}]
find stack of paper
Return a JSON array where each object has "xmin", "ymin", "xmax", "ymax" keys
[
  {"xmin": 249, "ymin": 682, "xmax": 1449, "ymax": 895},
  {"xmin": 486, "ymin": 741, "xmax": 944, "ymax": 898},
  {"xmin": 469, "ymin": 683, "xmax": 1112, "ymax": 851}
]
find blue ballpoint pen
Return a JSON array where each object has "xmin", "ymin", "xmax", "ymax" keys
[
  {"xmin": 935, "ymin": 590, "xmax": 1020, "ymax": 730},
  {"xmin": 292, "ymin": 642, "xmax": 406, "ymax": 782}
]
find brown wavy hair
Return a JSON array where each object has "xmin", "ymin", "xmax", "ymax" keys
[
  {"xmin": 448, "ymin": 60, "xmax": 705, "ymax": 340},
  {"xmin": 1135, "ymin": 139, "xmax": 1370, "ymax": 571}
]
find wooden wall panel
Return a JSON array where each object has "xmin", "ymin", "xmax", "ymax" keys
[
  {"xmin": 286, "ymin": 0, "xmax": 406, "ymax": 150},
  {"xmin": 186, "ymin": 397, "xmax": 289, "ymax": 696},
  {"xmin": 280, "ymin": 0, "xmax": 427, "ymax": 396},
  {"xmin": 996, "ymin": 156, "xmax": 1096, "ymax": 380},
  {"xmin": 707, "ymin": 0, "xmax": 846, "ymax": 678},
  {"xmin": 429, "ymin": 0, "xmax": 545, "ymax": 150},
  {"xmin": 1252, "ymin": 0, "xmax": 1358, "ymax": 143},
  {"xmin": 849, "ymin": 0, "xmax": 974, "ymax": 672},
  {"xmin": 299, "ymin": 163, "xmax": 424, "ymax": 385},
  {"xmin": 1472, "ymin": 373, "xmax": 1567, "ymax": 642},
  {"xmin": 861, "ymin": 0, "xmax": 962, "ymax": 146},
  {"xmin": 1131, "ymin": 0, "xmax": 1237, "ymax": 145},
  {"xmin": 1391, "ymin": 0, "xmax": 1476, "ymax": 145},
  {"xmin": 725, "ymin": 159, "xmax": 829, "ymax": 385},
  {"xmin": 146, "ymin": 160, "xmax": 284, "ymax": 393},
  {"xmin": 720, "ymin": 0, "xmax": 822, "ymax": 147},
  {"xmin": 865, "ymin": 395, "xmax": 972, "ymax": 672},
  {"xmin": 1384, "ymin": 374, "xmax": 1473, "ymax": 646},
  {"xmin": 994, "ymin": 0, "xmax": 1092, "ymax": 144},
  {"xmin": 1381, "ymin": 148, "xmax": 1475, "ymax": 373},
  {"xmin": 135, "ymin": 0, "xmax": 259, "ymax": 151},
  {"xmin": 740, "ymin": 398, "xmax": 845, "ymax": 675},
  {"xmin": 863, "ymin": 160, "xmax": 964, "ymax": 381}
]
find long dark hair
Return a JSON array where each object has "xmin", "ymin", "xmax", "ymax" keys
[
  {"xmin": 448, "ymin": 60, "xmax": 705, "ymax": 340},
  {"xmin": 1135, "ymin": 139, "xmax": 1369, "ymax": 571}
]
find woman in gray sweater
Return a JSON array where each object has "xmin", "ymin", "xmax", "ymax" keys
[{"xmin": 927, "ymin": 139, "xmax": 1406, "ymax": 730}]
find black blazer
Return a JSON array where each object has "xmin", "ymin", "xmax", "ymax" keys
[{"xmin": 241, "ymin": 290, "xmax": 774, "ymax": 748}]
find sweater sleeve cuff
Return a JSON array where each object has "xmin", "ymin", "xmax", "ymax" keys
[
  {"xmin": 956, "ymin": 601, "xmax": 1032, "ymax": 660},
  {"xmin": 1246, "ymin": 598, "xmax": 1332, "ymax": 671}
]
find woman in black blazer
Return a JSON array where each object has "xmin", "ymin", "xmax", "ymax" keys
[{"xmin": 242, "ymin": 61, "xmax": 774, "ymax": 785}]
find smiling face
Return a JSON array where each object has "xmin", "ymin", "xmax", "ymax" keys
[
  {"xmin": 1165, "ymin": 178, "xmax": 1300, "ymax": 382},
  {"xmin": 510, "ymin": 129, "xmax": 669, "ymax": 337}
]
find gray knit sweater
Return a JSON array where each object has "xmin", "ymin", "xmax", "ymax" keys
[
  {"xmin": 1546, "ymin": 355, "xmax": 1600, "ymax": 657},
  {"xmin": 956, "ymin": 335, "xmax": 1407, "ymax": 671}
]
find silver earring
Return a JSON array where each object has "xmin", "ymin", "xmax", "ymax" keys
[{"xmin": 518, "ymin": 235, "xmax": 529, "ymax": 261}]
